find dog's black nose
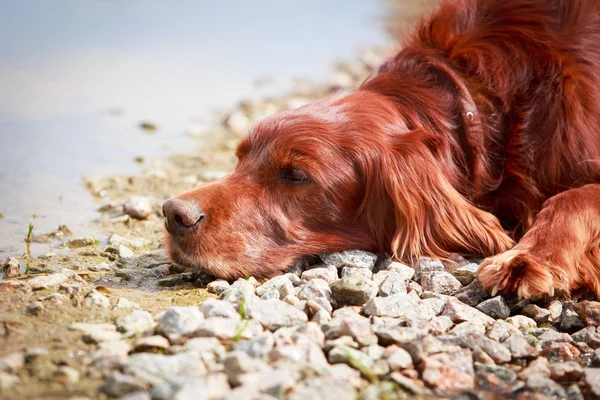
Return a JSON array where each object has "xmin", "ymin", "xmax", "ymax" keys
[{"xmin": 162, "ymin": 198, "xmax": 205, "ymax": 234}]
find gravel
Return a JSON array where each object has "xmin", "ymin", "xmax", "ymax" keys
[{"xmin": 10, "ymin": 240, "xmax": 600, "ymax": 399}]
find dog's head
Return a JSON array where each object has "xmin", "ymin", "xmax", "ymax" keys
[{"xmin": 163, "ymin": 88, "xmax": 512, "ymax": 279}]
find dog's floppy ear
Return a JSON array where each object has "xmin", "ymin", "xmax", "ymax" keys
[{"xmin": 358, "ymin": 129, "xmax": 513, "ymax": 262}]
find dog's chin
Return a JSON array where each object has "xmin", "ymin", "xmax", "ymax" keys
[{"xmin": 164, "ymin": 232, "xmax": 320, "ymax": 280}]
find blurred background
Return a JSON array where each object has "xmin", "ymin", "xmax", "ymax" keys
[{"xmin": 0, "ymin": 0, "xmax": 435, "ymax": 255}]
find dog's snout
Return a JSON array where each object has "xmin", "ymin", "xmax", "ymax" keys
[{"xmin": 162, "ymin": 198, "xmax": 205, "ymax": 234}]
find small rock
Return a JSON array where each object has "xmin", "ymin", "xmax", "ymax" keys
[
  {"xmin": 312, "ymin": 309, "xmax": 331, "ymax": 325},
  {"xmin": 388, "ymin": 371, "xmax": 428, "ymax": 395},
  {"xmin": 83, "ymin": 290, "xmax": 110, "ymax": 308},
  {"xmin": 451, "ymin": 321, "xmax": 487, "ymax": 336},
  {"xmin": 70, "ymin": 322, "xmax": 121, "ymax": 344},
  {"xmin": 328, "ymin": 345, "xmax": 373, "ymax": 370},
  {"xmin": 420, "ymin": 349, "xmax": 474, "ymax": 396},
  {"xmin": 584, "ymin": 368, "xmax": 600, "ymax": 397},
  {"xmin": 526, "ymin": 374, "xmax": 567, "ymax": 398},
  {"xmin": 421, "ymin": 297, "xmax": 448, "ymax": 316},
  {"xmin": 0, "ymin": 372, "xmax": 19, "ymax": 391},
  {"xmin": 476, "ymin": 296, "xmax": 511, "ymax": 319},
  {"xmin": 455, "ymin": 278, "xmax": 489, "ymax": 306},
  {"xmin": 119, "ymin": 244, "xmax": 135, "ymax": 259},
  {"xmin": 593, "ymin": 348, "xmax": 600, "ymax": 366},
  {"xmin": 567, "ymin": 384, "xmax": 585, "ymax": 400},
  {"xmin": 101, "ymin": 372, "xmax": 150, "ymax": 397},
  {"xmin": 27, "ymin": 273, "xmax": 69, "ymax": 290},
  {"xmin": 234, "ymin": 331, "xmax": 274, "ymax": 358},
  {"xmin": 530, "ymin": 328, "xmax": 574, "ymax": 347},
  {"xmin": 442, "ymin": 298, "xmax": 495, "ymax": 326},
  {"xmin": 255, "ymin": 275, "xmax": 293, "ymax": 297},
  {"xmin": 64, "ymin": 236, "xmax": 98, "ymax": 249},
  {"xmin": 429, "ymin": 315, "xmax": 454, "ymax": 335},
  {"xmin": 200, "ymin": 299, "xmax": 238, "ymax": 320},
  {"xmin": 123, "ymin": 352, "xmax": 207, "ymax": 387},
  {"xmin": 384, "ymin": 345, "xmax": 413, "ymax": 370},
  {"xmin": 572, "ymin": 326, "xmax": 600, "ymax": 349},
  {"xmin": 134, "ymin": 335, "xmax": 170, "ymax": 351},
  {"xmin": 222, "ymin": 351, "xmax": 270, "ymax": 386},
  {"xmin": 330, "ymin": 272, "xmax": 379, "ymax": 306},
  {"xmin": 341, "ymin": 267, "xmax": 372, "ymax": 279},
  {"xmin": 450, "ymin": 263, "xmax": 478, "ymax": 285},
  {"xmin": 547, "ymin": 300, "xmax": 563, "ymax": 323},
  {"xmin": 474, "ymin": 363, "xmax": 518, "ymax": 395},
  {"xmin": 289, "ymin": 377, "xmax": 356, "ymax": 400},
  {"xmin": 550, "ymin": 362, "xmax": 583, "ymax": 382},
  {"xmin": 112, "ymin": 297, "xmax": 140, "ymax": 310},
  {"xmin": 207, "ymin": 280, "xmax": 230, "ymax": 295},
  {"xmin": 519, "ymin": 357, "xmax": 551, "ymax": 380},
  {"xmin": 0, "ymin": 280, "xmax": 31, "ymax": 293},
  {"xmin": 53, "ymin": 366, "xmax": 80, "ymax": 385},
  {"xmin": 297, "ymin": 279, "xmax": 332, "ymax": 313},
  {"xmin": 246, "ymin": 299, "xmax": 308, "ymax": 330},
  {"xmin": 26, "ymin": 301, "xmax": 45, "ymax": 315},
  {"xmin": 157, "ymin": 307, "xmax": 204, "ymax": 336},
  {"xmin": 506, "ymin": 315, "xmax": 537, "ymax": 331},
  {"xmin": 302, "ymin": 266, "xmax": 338, "ymax": 284},
  {"xmin": 559, "ymin": 304, "xmax": 585, "ymax": 332},
  {"xmin": 325, "ymin": 315, "xmax": 377, "ymax": 346},
  {"xmin": 385, "ymin": 261, "xmax": 415, "ymax": 279},
  {"xmin": 414, "ymin": 258, "xmax": 445, "ymax": 282},
  {"xmin": 0, "ymin": 353, "xmax": 25, "ymax": 373},
  {"xmin": 421, "ymin": 271, "xmax": 462, "ymax": 295},
  {"xmin": 157, "ymin": 273, "xmax": 193, "ymax": 287},
  {"xmin": 487, "ymin": 320, "xmax": 522, "ymax": 342},
  {"xmin": 108, "ymin": 234, "xmax": 151, "ymax": 250},
  {"xmin": 194, "ymin": 317, "xmax": 262, "ymax": 340},
  {"xmin": 522, "ymin": 304, "xmax": 552, "ymax": 325},
  {"xmin": 377, "ymin": 271, "xmax": 409, "ymax": 297},
  {"xmin": 364, "ymin": 293, "xmax": 420, "ymax": 319},
  {"xmin": 320, "ymin": 250, "xmax": 377, "ymax": 270},
  {"xmin": 542, "ymin": 342, "xmax": 581, "ymax": 362},
  {"xmin": 573, "ymin": 301, "xmax": 600, "ymax": 326},
  {"xmin": 118, "ymin": 310, "xmax": 157, "ymax": 335},
  {"xmin": 173, "ymin": 373, "xmax": 231, "ymax": 400},
  {"xmin": 504, "ymin": 334, "xmax": 538, "ymax": 358},
  {"xmin": 472, "ymin": 348, "xmax": 496, "ymax": 365},
  {"xmin": 447, "ymin": 334, "xmax": 512, "ymax": 364},
  {"xmin": 89, "ymin": 340, "xmax": 131, "ymax": 371},
  {"xmin": 123, "ymin": 196, "xmax": 152, "ymax": 219},
  {"xmin": 2, "ymin": 257, "xmax": 20, "ymax": 278}
]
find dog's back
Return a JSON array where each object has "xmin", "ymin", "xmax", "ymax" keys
[{"xmin": 396, "ymin": 0, "xmax": 600, "ymax": 230}]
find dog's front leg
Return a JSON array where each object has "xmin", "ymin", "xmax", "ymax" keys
[{"xmin": 478, "ymin": 184, "xmax": 600, "ymax": 299}]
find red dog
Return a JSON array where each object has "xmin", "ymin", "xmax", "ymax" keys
[{"xmin": 163, "ymin": 0, "xmax": 600, "ymax": 299}]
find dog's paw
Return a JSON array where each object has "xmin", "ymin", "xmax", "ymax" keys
[{"xmin": 477, "ymin": 249, "xmax": 564, "ymax": 299}]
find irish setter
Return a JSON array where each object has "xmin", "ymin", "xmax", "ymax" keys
[{"xmin": 163, "ymin": 0, "xmax": 600, "ymax": 299}]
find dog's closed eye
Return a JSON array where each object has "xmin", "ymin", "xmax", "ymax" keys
[{"xmin": 280, "ymin": 167, "xmax": 311, "ymax": 185}]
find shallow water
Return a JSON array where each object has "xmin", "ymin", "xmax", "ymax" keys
[{"xmin": 0, "ymin": 0, "xmax": 387, "ymax": 255}]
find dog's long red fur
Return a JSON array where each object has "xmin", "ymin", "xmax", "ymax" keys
[{"xmin": 165, "ymin": 0, "xmax": 600, "ymax": 299}]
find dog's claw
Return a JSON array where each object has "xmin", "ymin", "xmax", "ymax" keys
[{"xmin": 491, "ymin": 283, "xmax": 499, "ymax": 297}]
